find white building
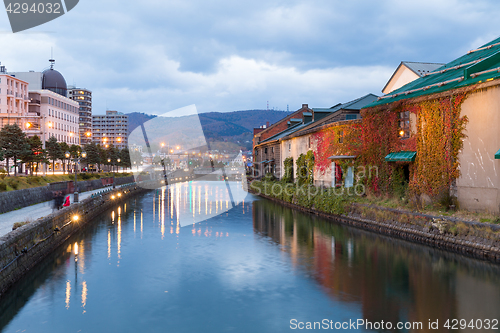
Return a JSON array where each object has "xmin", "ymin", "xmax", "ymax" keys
[{"xmin": 28, "ymin": 90, "xmax": 79, "ymax": 145}]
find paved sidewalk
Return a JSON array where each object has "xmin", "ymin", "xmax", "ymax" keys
[{"xmin": 0, "ymin": 187, "xmax": 114, "ymax": 237}]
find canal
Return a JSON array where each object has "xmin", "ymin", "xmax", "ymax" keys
[{"xmin": 1, "ymin": 181, "xmax": 499, "ymax": 332}]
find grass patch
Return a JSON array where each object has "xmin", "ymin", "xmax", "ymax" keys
[{"xmin": 0, "ymin": 172, "xmax": 133, "ymax": 192}]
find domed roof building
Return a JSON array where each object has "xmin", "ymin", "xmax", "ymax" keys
[{"xmin": 41, "ymin": 59, "xmax": 67, "ymax": 97}]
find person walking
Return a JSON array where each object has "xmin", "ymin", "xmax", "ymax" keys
[{"xmin": 63, "ymin": 195, "xmax": 71, "ymax": 207}]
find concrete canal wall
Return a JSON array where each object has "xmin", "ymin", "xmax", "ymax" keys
[
  {"xmin": 0, "ymin": 182, "xmax": 149, "ymax": 299},
  {"xmin": 0, "ymin": 176, "xmax": 135, "ymax": 214},
  {"xmin": 253, "ymin": 192, "xmax": 500, "ymax": 264}
]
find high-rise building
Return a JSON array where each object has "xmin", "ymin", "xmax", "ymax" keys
[
  {"xmin": 68, "ymin": 87, "xmax": 92, "ymax": 145},
  {"xmin": 92, "ymin": 110, "xmax": 128, "ymax": 150},
  {"xmin": 8, "ymin": 60, "xmax": 80, "ymax": 146}
]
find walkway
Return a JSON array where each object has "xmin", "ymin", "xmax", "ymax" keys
[{"xmin": 0, "ymin": 187, "xmax": 114, "ymax": 237}]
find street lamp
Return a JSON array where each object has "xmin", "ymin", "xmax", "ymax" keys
[{"xmin": 66, "ymin": 150, "xmax": 87, "ymax": 203}]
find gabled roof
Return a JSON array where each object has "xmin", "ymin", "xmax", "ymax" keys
[
  {"xmin": 368, "ymin": 36, "xmax": 500, "ymax": 108},
  {"xmin": 403, "ymin": 61, "xmax": 445, "ymax": 77},
  {"xmin": 256, "ymin": 122, "xmax": 307, "ymax": 146},
  {"xmin": 382, "ymin": 61, "xmax": 445, "ymax": 94},
  {"xmin": 283, "ymin": 94, "xmax": 378, "ymax": 139}
]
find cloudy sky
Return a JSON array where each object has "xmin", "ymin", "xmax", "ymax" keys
[{"xmin": 1, "ymin": 0, "xmax": 500, "ymax": 115}]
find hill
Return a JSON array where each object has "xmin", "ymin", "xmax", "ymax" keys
[{"xmin": 127, "ymin": 110, "xmax": 292, "ymax": 151}]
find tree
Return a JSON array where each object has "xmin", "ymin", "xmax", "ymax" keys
[
  {"xmin": 97, "ymin": 144, "xmax": 107, "ymax": 172},
  {"xmin": 0, "ymin": 124, "xmax": 31, "ymax": 176},
  {"xmin": 106, "ymin": 145, "xmax": 119, "ymax": 172},
  {"xmin": 83, "ymin": 142, "xmax": 100, "ymax": 172},
  {"xmin": 130, "ymin": 148, "xmax": 143, "ymax": 170},
  {"xmin": 119, "ymin": 148, "xmax": 131, "ymax": 171},
  {"xmin": 59, "ymin": 142, "xmax": 70, "ymax": 173},
  {"xmin": 21, "ymin": 135, "xmax": 44, "ymax": 176},
  {"xmin": 46, "ymin": 136, "xmax": 62, "ymax": 175}
]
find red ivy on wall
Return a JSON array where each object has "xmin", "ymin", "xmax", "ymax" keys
[
  {"xmin": 312, "ymin": 122, "xmax": 362, "ymax": 175},
  {"xmin": 311, "ymin": 93, "xmax": 468, "ymax": 199}
]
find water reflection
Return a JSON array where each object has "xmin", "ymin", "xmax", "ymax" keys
[
  {"xmin": 1, "ymin": 184, "xmax": 499, "ymax": 333},
  {"xmin": 252, "ymin": 199, "xmax": 500, "ymax": 331}
]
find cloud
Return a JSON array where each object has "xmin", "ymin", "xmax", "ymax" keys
[{"xmin": 1, "ymin": 0, "xmax": 500, "ymax": 114}]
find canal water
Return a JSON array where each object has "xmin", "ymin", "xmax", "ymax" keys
[{"xmin": 1, "ymin": 181, "xmax": 499, "ymax": 332}]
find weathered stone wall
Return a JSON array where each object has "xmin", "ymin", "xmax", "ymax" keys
[
  {"xmin": 0, "ymin": 183, "xmax": 148, "ymax": 298},
  {"xmin": 0, "ymin": 176, "xmax": 135, "ymax": 214},
  {"xmin": 0, "ymin": 187, "xmax": 53, "ymax": 214}
]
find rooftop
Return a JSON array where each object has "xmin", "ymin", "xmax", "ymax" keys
[{"xmin": 367, "ymin": 36, "xmax": 500, "ymax": 108}]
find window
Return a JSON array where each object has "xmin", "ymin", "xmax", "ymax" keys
[
  {"xmin": 338, "ymin": 130, "xmax": 344, "ymax": 144},
  {"xmin": 271, "ymin": 147, "xmax": 274, "ymax": 153},
  {"xmin": 264, "ymin": 147, "xmax": 268, "ymax": 154},
  {"xmin": 288, "ymin": 143, "xmax": 291, "ymax": 152},
  {"xmin": 398, "ymin": 111, "xmax": 410, "ymax": 138}
]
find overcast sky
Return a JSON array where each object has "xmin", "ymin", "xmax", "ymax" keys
[{"xmin": 1, "ymin": 0, "xmax": 500, "ymax": 115}]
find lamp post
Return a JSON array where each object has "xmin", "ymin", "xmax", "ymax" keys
[{"xmin": 66, "ymin": 150, "xmax": 87, "ymax": 203}]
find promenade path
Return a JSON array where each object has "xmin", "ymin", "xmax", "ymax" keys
[{"xmin": 0, "ymin": 187, "xmax": 114, "ymax": 237}]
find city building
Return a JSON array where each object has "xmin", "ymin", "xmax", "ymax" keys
[
  {"xmin": 92, "ymin": 110, "xmax": 129, "ymax": 150},
  {"xmin": 362, "ymin": 36, "xmax": 500, "ymax": 212},
  {"xmin": 280, "ymin": 94, "xmax": 378, "ymax": 185},
  {"xmin": 7, "ymin": 59, "xmax": 80, "ymax": 146},
  {"xmin": 28, "ymin": 89, "xmax": 80, "ymax": 145},
  {"xmin": 68, "ymin": 87, "xmax": 92, "ymax": 145},
  {"xmin": 0, "ymin": 64, "xmax": 31, "ymax": 131}
]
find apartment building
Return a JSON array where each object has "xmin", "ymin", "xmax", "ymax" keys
[
  {"xmin": 92, "ymin": 110, "xmax": 128, "ymax": 150},
  {"xmin": 68, "ymin": 87, "xmax": 92, "ymax": 145}
]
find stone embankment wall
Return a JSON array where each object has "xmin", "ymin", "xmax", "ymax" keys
[
  {"xmin": 0, "ymin": 176, "xmax": 135, "ymax": 214},
  {"xmin": 254, "ymin": 192, "xmax": 500, "ymax": 264},
  {"xmin": 0, "ymin": 182, "xmax": 148, "ymax": 298}
]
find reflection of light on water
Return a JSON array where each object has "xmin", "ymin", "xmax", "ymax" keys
[
  {"xmin": 198, "ymin": 186, "xmax": 201, "ymax": 215},
  {"xmin": 78, "ymin": 241, "xmax": 85, "ymax": 274},
  {"xmin": 108, "ymin": 229, "xmax": 111, "ymax": 259},
  {"xmin": 140, "ymin": 210, "xmax": 143, "ymax": 238},
  {"xmin": 81, "ymin": 281, "xmax": 88, "ymax": 311},
  {"xmin": 134, "ymin": 211, "xmax": 136, "ymax": 234},
  {"xmin": 74, "ymin": 242, "xmax": 79, "ymax": 255},
  {"xmin": 65, "ymin": 280, "xmax": 71, "ymax": 309},
  {"xmin": 161, "ymin": 187, "xmax": 165, "ymax": 239},
  {"xmin": 111, "ymin": 211, "xmax": 115, "ymax": 223},
  {"xmin": 117, "ymin": 215, "xmax": 121, "ymax": 259}
]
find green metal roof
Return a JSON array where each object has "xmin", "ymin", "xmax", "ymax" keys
[
  {"xmin": 385, "ymin": 151, "xmax": 416, "ymax": 162},
  {"xmin": 367, "ymin": 37, "xmax": 500, "ymax": 108},
  {"xmin": 495, "ymin": 149, "xmax": 500, "ymax": 159}
]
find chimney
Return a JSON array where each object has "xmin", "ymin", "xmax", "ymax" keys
[
  {"xmin": 266, "ymin": 121, "xmax": 270, "ymax": 128},
  {"xmin": 302, "ymin": 104, "xmax": 308, "ymax": 109}
]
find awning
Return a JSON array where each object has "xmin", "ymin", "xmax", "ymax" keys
[
  {"xmin": 385, "ymin": 151, "xmax": 416, "ymax": 162},
  {"xmin": 328, "ymin": 155, "xmax": 356, "ymax": 160},
  {"xmin": 496, "ymin": 149, "xmax": 500, "ymax": 159}
]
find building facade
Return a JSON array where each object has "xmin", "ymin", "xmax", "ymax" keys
[
  {"xmin": 0, "ymin": 71, "xmax": 31, "ymax": 130},
  {"xmin": 68, "ymin": 87, "xmax": 92, "ymax": 145},
  {"xmin": 28, "ymin": 90, "xmax": 80, "ymax": 146},
  {"xmin": 92, "ymin": 110, "xmax": 129, "ymax": 150}
]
